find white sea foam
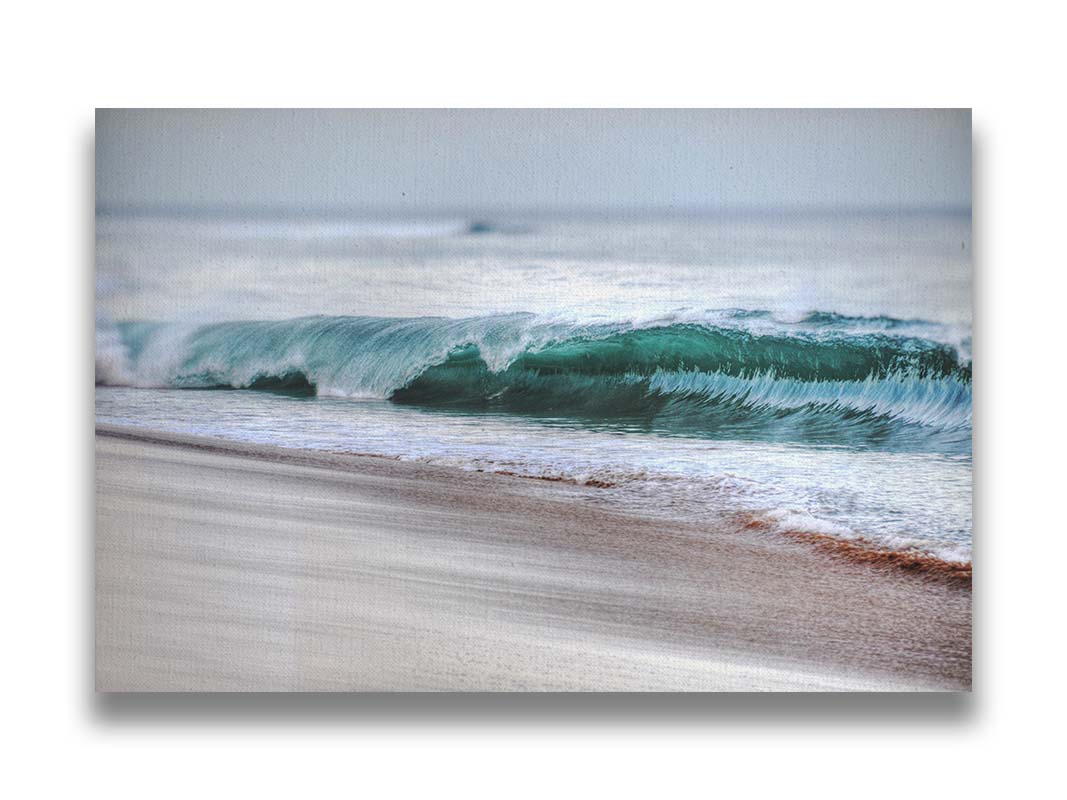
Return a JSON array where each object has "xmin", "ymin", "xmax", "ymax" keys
[
  {"xmin": 94, "ymin": 317, "xmax": 132, "ymax": 386},
  {"xmin": 96, "ymin": 386, "xmax": 973, "ymax": 564}
]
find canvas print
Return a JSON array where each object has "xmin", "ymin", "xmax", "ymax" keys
[{"xmin": 95, "ymin": 109, "xmax": 971, "ymax": 691}]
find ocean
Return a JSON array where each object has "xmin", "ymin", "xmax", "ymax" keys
[{"xmin": 95, "ymin": 208, "xmax": 972, "ymax": 563}]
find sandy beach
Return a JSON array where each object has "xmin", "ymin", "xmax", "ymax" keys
[{"xmin": 95, "ymin": 425, "xmax": 971, "ymax": 691}]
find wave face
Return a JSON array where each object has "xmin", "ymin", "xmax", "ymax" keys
[{"xmin": 98, "ymin": 312, "xmax": 972, "ymax": 453}]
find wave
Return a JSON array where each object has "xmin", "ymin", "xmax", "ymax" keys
[{"xmin": 97, "ymin": 312, "xmax": 972, "ymax": 451}]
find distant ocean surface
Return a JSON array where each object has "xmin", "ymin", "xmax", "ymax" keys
[{"xmin": 95, "ymin": 209, "xmax": 972, "ymax": 562}]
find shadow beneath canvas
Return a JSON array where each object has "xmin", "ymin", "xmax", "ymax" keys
[{"xmin": 91, "ymin": 691, "xmax": 974, "ymax": 728}]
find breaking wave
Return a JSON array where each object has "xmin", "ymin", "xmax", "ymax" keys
[{"xmin": 96, "ymin": 311, "xmax": 972, "ymax": 453}]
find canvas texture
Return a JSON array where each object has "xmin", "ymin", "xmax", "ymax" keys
[{"xmin": 94, "ymin": 109, "xmax": 972, "ymax": 691}]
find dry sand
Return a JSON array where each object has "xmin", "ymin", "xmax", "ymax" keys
[{"xmin": 95, "ymin": 425, "xmax": 971, "ymax": 691}]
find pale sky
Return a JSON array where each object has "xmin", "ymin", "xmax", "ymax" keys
[{"xmin": 96, "ymin": 109, "xmax": 970, "ymax": 212}]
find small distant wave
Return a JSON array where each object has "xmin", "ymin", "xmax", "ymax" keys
[
  {"xmin": 97, "ymin": 311, "xmax": 972, "ymax": 453},
  {"xmin": 464, "ymin": 220, "xmax": 531, "ymax": 236}
]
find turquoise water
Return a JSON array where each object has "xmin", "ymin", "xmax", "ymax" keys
[{"xmin": 95, "ymin": 209, "xmax": 972, "ymax": 561}]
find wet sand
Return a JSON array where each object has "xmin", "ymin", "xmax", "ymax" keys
[{"xmin": 95, "ymin": 425, "xmax": 971, "ymax": 691}]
